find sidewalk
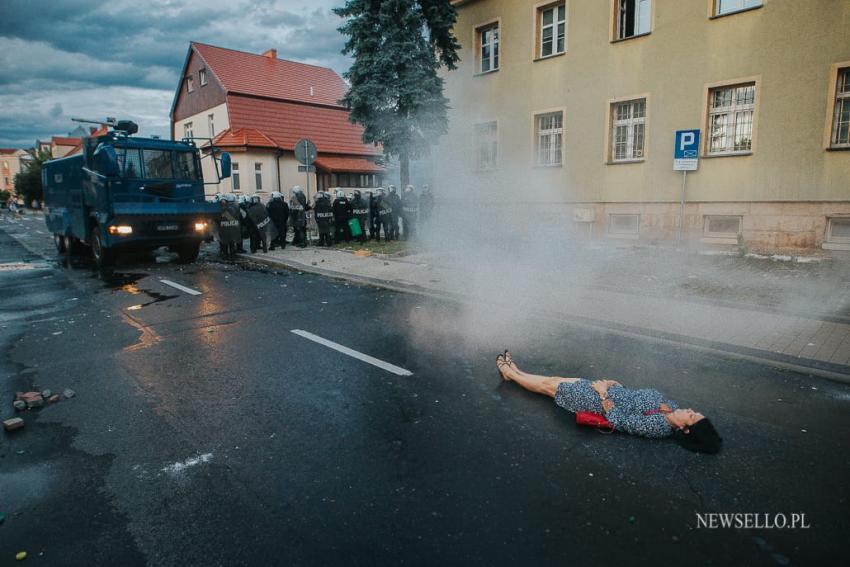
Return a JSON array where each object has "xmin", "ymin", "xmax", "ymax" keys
[{"xmin": 243, "ymin": 245, "xmax": 850, "ymax": 383}]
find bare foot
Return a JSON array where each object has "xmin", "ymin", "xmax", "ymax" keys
[{"xmin": 496, "ymin": 354, "xmax": 512, "ymax": 382}]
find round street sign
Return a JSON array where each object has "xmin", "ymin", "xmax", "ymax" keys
[{"xmin": 294, "ymin": 139, "xmax": 317, "ymax": 165}]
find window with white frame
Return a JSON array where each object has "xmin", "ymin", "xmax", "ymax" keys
[
  {"xmin": 535, "ymin": 112, "xmax": 563, "ymax": 166},
  {"xmin": 715, "ymin": 0, "xmax": 762, "ymax": 17},
  {"xmin": 707, "ymin": 83, "xmax": 756, "ymax": 155},
  {"xmin": 615, "ymin": 0, "xmax": 651, "ymax": 40},
  {"xmin": 475, "ymin": 122, "xmax": 498, "ymax": 170},
  {"xmin": 826, "ymin": 218, "xmax": 850, "ymax": 244},
  {"xmin": 538, "ymin": 3, "xmax": 566, "ymax": 58},
  {"xmin": 609, "ymin": 214, "xmax": 640, "ymax": 236},
  {"xmin": 254, "ymin": 162, "xmax": 263, "ymax": 191},
  {"xmin": 478, "ymin": 24, "xmax": 499, "ymax": 73},
  {"xmin": 183, "ymin": 122, "xmax": 193, "ymax": 139},
  {"xmin": 830, "ymin": 67, "xmax": 850, "ymax": 148},
  {"xmin": 208, "ymin": 114, "xmax": 216, "ymax": 138},
  {"xmin": 611, "ymin": 98, "xmax": 646, "ymax": 161},
  {"xmin": 186, "ymin": 76, "xmax": 194, "ymax": 93},
  {"xmin": 704, "ymin": 215, "xmax": 742, "ymax": 238},
  {"xmin": 199, "ymin": 68, "xmax": 207, "ymax": 86},
  {"xmin": 232, "ymin": 162, "xmax": 240, "ymax": 191}
]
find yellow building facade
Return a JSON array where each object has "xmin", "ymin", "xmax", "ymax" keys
[{"xmin": 440, "ymin": 0, "xmax": 850, "ymax": 251}]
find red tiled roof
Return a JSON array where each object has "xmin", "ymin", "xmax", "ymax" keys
[
  {"xmin": 51, "ymin": 136, "xmax": 82, "ymax": 146},
  {"xmin": 0, "ymin": 148, "xmax": 22, "ymax": 155},
  {"xmin": 192, "ymin": 42, "xmax": 348, "ymax": 108},
  {"xmin": 314, "ymin": 156, "xmax": 383, "ymax": 173},
  {"xmin": 227, "ymin": 95, "xmax": 380, "ymax": 157},
  {"xmin": 211, "ymin": 128, "xmax": 279, "ymax": 149}
]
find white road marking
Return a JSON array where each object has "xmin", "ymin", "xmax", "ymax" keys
[
  {"xmin": 291, "ymin": 329, "xmax": 413, "ymax": 376},
  {"xmin": 161, "ymin": 453, "xmax": 213, "ymax": 474},
  {"xmin": 159, "ymin": 279, "xmax": 202, "ymax": 296}
]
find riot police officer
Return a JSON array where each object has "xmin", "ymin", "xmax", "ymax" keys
[
  {"xmin": 376, "ymin": 187, "xmax": 394, "ymax": 242},
  {"xmin": 386, "ymin": 185, "xmax": 402, "ymax": 240},
  {"xmin": 237, "ymin": 195, "xmax": 251, "ymax": 252},
  {"xmin": 368, "ymin": 189, "xmax": 380, "ymax": 241},
  {"xmin": 217, "ymin": 194, "xmax": 242, "ymax": 259},
  {"xmin": 400, "ymin": 184, "xmax": 419, "ymax": 240},
  {"xmin": 332, "ymin": 188, "xmax": 353, "ymax": 243},
  {"xmin": 267, "ymin": 191, "xmax": 289, "ymax": 250},
  {"xmin": 289, "ymin": 186, "xmax": 309, "ymax": 248},
  {"xmin": 314, "ymin": 191, "xmax": 334, "ymax": 247},
  {"xmin": 350, "ymin": 190, "xmax": 369, "ymax": 244},
  {"xmin": 245, "ymin": 194, "xmax": 273, "ymax": 253},
  {"xmin": 419, "ymin": 184, "xmax": 434, "ymax": 223}
]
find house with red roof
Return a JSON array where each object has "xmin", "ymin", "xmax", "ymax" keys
[
  {"xmin": 0, "ymin": 149, "xmax": 29, "ymax": 194},
  {"xmin": 170, "ymin": 42, "xmax": 384, "ymax": 199}
]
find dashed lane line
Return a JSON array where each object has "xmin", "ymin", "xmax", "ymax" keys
[
  {"xmin": 291, "ymin": 329, "xmax": 413, "ymax": 376},
  {"xmin": 159, "ymin": 279, "xmax": 202, "ymax": 296}
]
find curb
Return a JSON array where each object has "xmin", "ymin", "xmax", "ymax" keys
[{"xmin": 238, "ymin": 252, "xmax": 850, "ymax": 385}]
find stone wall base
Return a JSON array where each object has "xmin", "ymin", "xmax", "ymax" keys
[{"xmin": 559, "ymin": 202, "xmax": 850, "ymax": 253}]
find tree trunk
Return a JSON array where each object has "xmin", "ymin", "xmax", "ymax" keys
[{"xmin": 400, "ymin": 149, "xmax": 410, "ymax": 188}]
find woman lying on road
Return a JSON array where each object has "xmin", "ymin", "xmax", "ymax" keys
[{"xmin": 496, "ymin": 351, "xmax": 722, "ymax": 454}]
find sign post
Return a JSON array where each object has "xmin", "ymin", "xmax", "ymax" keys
[
  {"xmin": 673, "ymin": 129, "xmax": 700, "ymax": 244},
  {"xmin": 294, "ymin": 138, "xmax": 317, "ymax": 202}
]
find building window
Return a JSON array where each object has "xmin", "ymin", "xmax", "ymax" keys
[
  {"xmin": 707, "ymin": 83, "xmax": 756, "ymax": 155},
  {"xmin": 232, "ymin": 162, "xmax": 240, "ymax": 191},
  {"xmin": 608, "ymin": 214, "xmax": 640, "ymax": 237},
  {"xmin": 826, "ymin": 218, "xmax": 850, "ymax": 246},
  {"xmin": 199, "ymin": 68, "xmax": 207, "ymax": 86},
  {"xmin": 610, "ymin": 98, "xmax": 646, "ymax": 161},
  {"xmin": 254, "ymin": 163, "xmax": 263, "ymax": 191},
  {"xmin": 714, "ymin": 0, "xmax": 762, "ymax": 17},
  {"xmin": 186, "ymin": 76, "xmax": 194, "ymax": 93},
  {"xmin": 478, "ymin": 23, "xmax": 499, "ymax": 73},
  {"xmin": 535, "ymin": 112, "xmax": 563, "ymax": 166},
  {"xmin": 704, "ymin": 215, "xmax": 742, "ymax": 238},
  {"xmin": 538, "ymin": 3, "xmax": 566, "ymax": 58},
  {"xmin": 475, "ymin": 121, "xmax": 498, "ymax": 170},
  {"xmin": 183, "ymin": 122, "xmax": 193, "ymax": 139},
  {"xmin": 208, "ymin": 114, "xmax": 216, "ymax": 138},
  {"xmin": 830, "ymin": 67, "xmax": 850, "ymax": 149},
  {"xmin": 615, "ymin": 0, "xmax": 651, "ymax": 40}
]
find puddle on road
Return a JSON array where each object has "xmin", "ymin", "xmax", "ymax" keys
[{"xmin": 97, "ymin": 271, "xmax": 178, "ymax": 309}]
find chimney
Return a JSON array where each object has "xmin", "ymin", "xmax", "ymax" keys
[{"xmin": 262, "ymin": 48, "xmax": 277, "ymax": 59}]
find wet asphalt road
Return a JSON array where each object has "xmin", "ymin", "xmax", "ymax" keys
[{"xmin": 1, "ymin": 217, "xmax": 849, "ymax": 566}]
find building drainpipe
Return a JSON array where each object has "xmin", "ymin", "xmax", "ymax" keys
[{"xmin": 275, "ymin": 149, "xmax": 283, "ymax": 192}]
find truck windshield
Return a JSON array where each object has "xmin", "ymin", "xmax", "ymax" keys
[{"xmin": 115, "ymin": 147, "xmax": 200, "ymax": 181}]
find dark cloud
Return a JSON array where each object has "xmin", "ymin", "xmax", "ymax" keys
[{"xmin": 0, "ymin": 0, "xmax": 350, "ymax": 147}]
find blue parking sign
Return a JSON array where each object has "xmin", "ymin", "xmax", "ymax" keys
[{"xmin": 674, "ymin": 129, "xmax": 700, "ymax": 171}]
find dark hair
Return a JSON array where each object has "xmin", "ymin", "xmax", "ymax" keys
[{"xmin": 673, "ymin": 418, "xmax": 722, "ymax": 454}]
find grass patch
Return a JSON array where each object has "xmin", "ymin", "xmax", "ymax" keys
[{"xmin": 333, "ymin": 239, "xmax": 410, "ymax": 255}]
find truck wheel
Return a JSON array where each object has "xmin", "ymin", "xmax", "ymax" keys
[
  {"xmin": 54, "ymin": 234, "xmax": 66, "ymax": 254},
  {"xmin": 91, "ymin": 227, "xmax": 114, "ymax": 268},
  {"xmin": 176, "ymin": 241, "xmax": 200, "ymax": 264}
]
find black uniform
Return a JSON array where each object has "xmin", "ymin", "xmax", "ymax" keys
[
  {"xmin": 267, "ymin": 198, "xmax": 289, "ymax": 250},
  {"xmin": 246, "ymin": 201, "xmax": 274, "ymax": 253},
  {"xmin": 332, "ymin": 195, "xmax": 353, "ymax": 243},
  {"xmin": 377, "ymin": 194, "xmax": 394, "ymax": 242},
  {"xmin": 350, "ymin": 194, "xmax": 369, "ymax": 244},
  {"xmin": 400, "ymin": 190, "xmax": 419, "ymax": 240},
  {"xmin": 218, "ymin": 202, "xmax": 242, "ymax": 259},
  {"xmin": 314, "ymin": 195, "xmax": 334, "ymax": 247},
  {"xmin": 387, "ymin": 190, "xmax": 402, "ymax": 240},
  {"xmin": 289, "ymin": 192, "xmax": 309, "ymax": 247},
  {"xmin": 237, "ymin": 201, "xmax": 249, "ymax": 252},
  {"xmin": 368, "ymin": 192, "xmax": 380, "ymax": 240},
  {"xmin": 419, "ymin": 188, "xmax": 434, "ymax": 223}
]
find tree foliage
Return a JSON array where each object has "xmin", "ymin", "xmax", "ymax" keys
[
  {"xmin": 334, "ymin": 0, "xmax": 460, "ymax": 184},
  {"xmin": 14, "ymin": 149, "xmax": 51, "ymax": 204}
]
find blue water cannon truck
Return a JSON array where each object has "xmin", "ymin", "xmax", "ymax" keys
[{"xmin": 43, "ymin": 119, "xmax": 231, "ymax": 266}]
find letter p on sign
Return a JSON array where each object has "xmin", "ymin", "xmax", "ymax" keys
[{"xmin": 680, "ymin": 132, "xmax": 695, "ymax": 151}]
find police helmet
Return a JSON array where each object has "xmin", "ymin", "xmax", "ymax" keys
[
  {"xmin": 404, "ymin": 184, "xmax": 414, "ymax": 193},
  {"xmin": 223, "ymin": 193, "xmax": 237, "ymax": 203},
  {"xmin": 388, "ymin": 185, "xmax": 397, "ymax": 193},
  {"xmin": 251, "ymin": 194, "xmax": 262, "ymax": 203},
  {"xmin": 238, "ymin": 195, "xmax": 250, "ymax": 204},
  {"xmin": 291, "ymin": 185, "xmax": 303, "ymax": 195},
  {"xmin": 336, "ymin": 189, "xmax": 345, "ymax": 199},
  {"xmin": 353, "ymin": 189, "xmax": 361, "ymax": 197},
  {"xmin": 270, "ymin": 191, "xmax": 283, "ymax": 200}
]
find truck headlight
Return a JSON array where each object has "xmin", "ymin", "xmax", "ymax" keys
[
  {"xmin": 108, "ymin": 225, "xmax": 133, "ymax": 235},
  {"xmin": 194, "ymin": 222, "xmax": 208, "ymax": 232}
]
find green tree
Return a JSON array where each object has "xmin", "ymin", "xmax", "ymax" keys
[
  {"xmin": 334, "ymin": 0, "xmax": 460, "ymax": 186},
  {"xmin": 14, "ymin": 149, "xmax": 51, "ymax": 205}
]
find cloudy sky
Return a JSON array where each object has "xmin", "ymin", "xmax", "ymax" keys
[{"xmin": 0, "ymin": 0, "xmax": 349, "ymax": 148}]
